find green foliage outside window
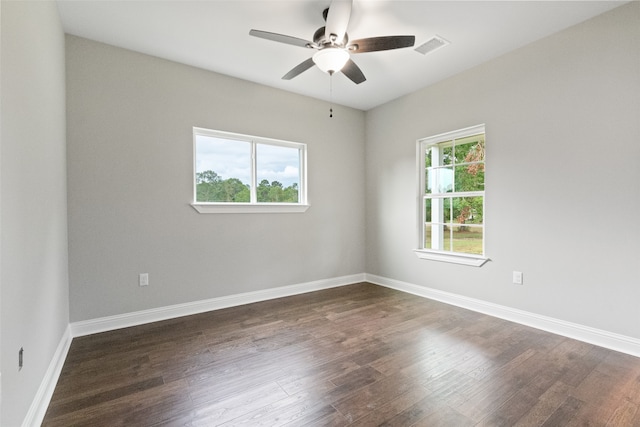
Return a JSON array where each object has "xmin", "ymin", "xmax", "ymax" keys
[{"xmin": 196, "ymin": 170, "xmax": 298, "ymax": 203}]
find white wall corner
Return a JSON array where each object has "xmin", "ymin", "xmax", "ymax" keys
[
  {"xmin": 365, "ymin": 274, "xmax": 640, "ymax": 358},
  {"xmin": 22, "ymin": 325, "xmax": 72, "ymax": 427}
]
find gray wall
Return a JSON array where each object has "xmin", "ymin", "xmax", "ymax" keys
[
  {"xmin": 66, "ymin": 35, "xmax": 366, "ymax": 322},
  {"xmin": 2, "ymin": 3, "xmax": 638, "ymax": 423},
  {"xmin": 365, "ymin": 2, "xmax": 640, "ymax": 339},
  {"xmin": 1, "ymin": 1, "xmax": 69, "ymax": 425}
]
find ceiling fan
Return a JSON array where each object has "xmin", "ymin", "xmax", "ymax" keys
[{"xmin": 249, "ymin": 0, "xmax": 415, "ymax": 84}]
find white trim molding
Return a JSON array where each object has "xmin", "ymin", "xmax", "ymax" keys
[
  {"xmin": 71, "ymin": 274, "xmax": 366, "ymax": 337},
  {"xmin": 191, "ymin": 203, "xmax": 310, "ymax": 214},
  {"xmin": 366, "ymin": 273, "xmax": 640, "ymax": 358},
  {"xmin": 22, "ymin": 325, "xmax": 72, "ymax": 427},
  {"xmin": 414, "ymin": 249, "xmax": 489, "ymax": 267},
  {"xmin": 70, "ymin": 272, "xmax": 640, "ymax": 355}
]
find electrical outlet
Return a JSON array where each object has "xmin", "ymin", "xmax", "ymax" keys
[
  {"xmin": 19, "ymin": 347, "xmax": 24, "ymax": 370},
  {"xmin": 513, "ymin": 271, "xmax": 523, "ymax": 285},
  {"xmin": 139, "ymin": 273, "xmax": 149, "ymax": 287}
]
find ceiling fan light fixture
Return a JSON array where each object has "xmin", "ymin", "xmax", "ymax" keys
[{"xmin": 313, "ymin": 48, "xmax": 349, "ymax": 74}]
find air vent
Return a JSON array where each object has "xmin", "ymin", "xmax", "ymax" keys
[{"xmin": 415, "ymin": 35, "xmax": 450, "ymax": 55}]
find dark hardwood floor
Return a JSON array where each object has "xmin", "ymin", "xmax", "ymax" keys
[{"xmin": 43, "ymin": 283, "xmax": 640, "ymax": 426}]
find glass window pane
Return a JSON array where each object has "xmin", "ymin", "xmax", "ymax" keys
[
  {"xmin": 428, "ymin": 197, "xmax": 450, "ymax": 227},
  {"xmin": 443, "ymin": 226, "xmax": 452, "ymax": 251},
  {"xmin": 443, "ymin": 198, "xmax": 452, "ymax": 223},
  {"xmin": 424, "ymin": 199, "xmax": 432, "ymax": 223},
  {"xmin": 425, "ymin": 147, "xmax": 433, "ymax": 169},
  {"xmin": 452, "ymin": 196, "xmax": 483, "ymax": 225},
  {"xmin": 427, "ymin": 222, "xmax": 449, "ymax": 251},
  {"xmin": 424, "ymin": 223, "xmax": 432, "ymax": 248},
  {"xmin": 451, "ymin": 226, "xmax": 484, "ymax": 255},
  {"xmin": 455, "ymin": 134, "xmax": 485, "ymax": 163},
  {"xmin": 195, "ymin": 135, "xmax": 250, "ymax": 202},
  {"xmin": 454, "ymin": 142, "xmax": 470, "ymax": 164},
  {"xmin": 454, "ymin": 164, "xmax": 485, "ymax": 192},
  {"xmin": 442, "ymin": 145, "xmax": 454, "ymax": 166},
  {"xmin": 453, "ymin": 136, "xmax": 482, "ymax": 163},
  {"xmin": 425, "ymin": 168, "xmax": 431, "ymax": 193},
  {"xmin": 427, "ymin": 167, "xmax": 453, "ymax": 193},
  {"xmin": 256, "ymin": 144, "xmax": 300, "ymax": 203}
]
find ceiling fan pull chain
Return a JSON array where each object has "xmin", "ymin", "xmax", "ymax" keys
[{"xmin": 329, "ymin": 72, "xmax": 334, "ymax": 118}]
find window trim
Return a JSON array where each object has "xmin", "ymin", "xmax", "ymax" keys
[
  {"xmin": 191, "ymin": 127, "xmax": 309, "ymax": 214},
  {"xmin": 413, "ymin": 249, "xmax": 489, "ymax": 267},
  {"xmin": 415, "ymin": 124, "xmax": 489, "ymax": 266},
  {"xmin": 191, "ymin": 203, "xmax": 309, "ymax": 214}
]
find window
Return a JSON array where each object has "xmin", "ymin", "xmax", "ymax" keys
[
  {"xmin": 415, "ymin": 124, "xmax": 488, "ymax": 266},
  {"xmin": 191, "ymin": 127, "xmax": 308, "ymax": 213}
]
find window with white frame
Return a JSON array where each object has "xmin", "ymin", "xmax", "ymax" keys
[
  {"xmin": 191, "ymin": 127, "xmax": 308, "ymax": 213},
  {"xmin": 416, "ymin": 124, "xmax": 488, "ymax": 266}
]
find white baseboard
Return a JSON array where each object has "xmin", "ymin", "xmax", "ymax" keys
[
  {"xmin": 71, "ymin": 273, "xmax": 366, "ymax": 338},
  {"xmin": 71, "ymin": 272, "xmax": 640, "ymax": 355},
  {"xmin": 366, "ymin": 273, "xmax": 640, "ymax": 358},
  {"xmin": 22, "ymin": 325, "xmax": 72, "ymax": 427}
]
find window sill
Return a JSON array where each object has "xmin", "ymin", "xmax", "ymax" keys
[
  {"xmin": 414, "ymin": 249, "xmax": 489, "ymax": 267},
  {"xmin": 191, "ymin": 203, "xmax": 310, "ymax": 214}
]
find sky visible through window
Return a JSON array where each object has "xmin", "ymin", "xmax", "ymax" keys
[{"xmin": 195, "ymin": 135, "xmax": 300, "ymax": 188}]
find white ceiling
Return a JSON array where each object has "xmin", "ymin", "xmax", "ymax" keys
[{"xmin": 56, "ymin": 0, "xmax": 626, "ymax": 111}]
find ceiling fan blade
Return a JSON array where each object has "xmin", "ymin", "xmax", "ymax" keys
[
  {"xmin": 341, "ymin": 58, "xmax": 366, "ymax": 84},
  {"xmin": 249, "ymin": 29, "xmax": 314, "ymax": 49},
  {"xmin": 282, "ymin": 57, "xmax": 316, "ymax": 80},
  {"xmin": 325, "ymin": 0, "xmax": 352, "ymax": 45},
  {"xmin": 348, "ymin": 35, "xmax": 416, "ymax": 53}
]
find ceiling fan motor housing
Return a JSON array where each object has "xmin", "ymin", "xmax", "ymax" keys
[{"xmin": 313, "ymin": 26, "xmax": 348, "ymax": 47}]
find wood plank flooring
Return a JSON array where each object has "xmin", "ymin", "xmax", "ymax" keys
[{"xmin": 42, "ymin": 283, "xmax": 640, "ymax": 426}]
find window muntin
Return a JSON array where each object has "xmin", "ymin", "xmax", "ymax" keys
[
  {"xmin": 193, "ymin": 127, "xmax": 307, "ymax": 210},
  {"xmin": 418, "ymin": 125, "xmax": 486, "ymax": 261}
]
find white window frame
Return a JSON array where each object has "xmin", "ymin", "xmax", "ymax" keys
[
  {"xmin": 191, "ymin": 127, "xmax": 309, "ymax": 214},
  {"xmin": 415, "ymin": 124, "xmax": 489, "ymax": 266}
]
